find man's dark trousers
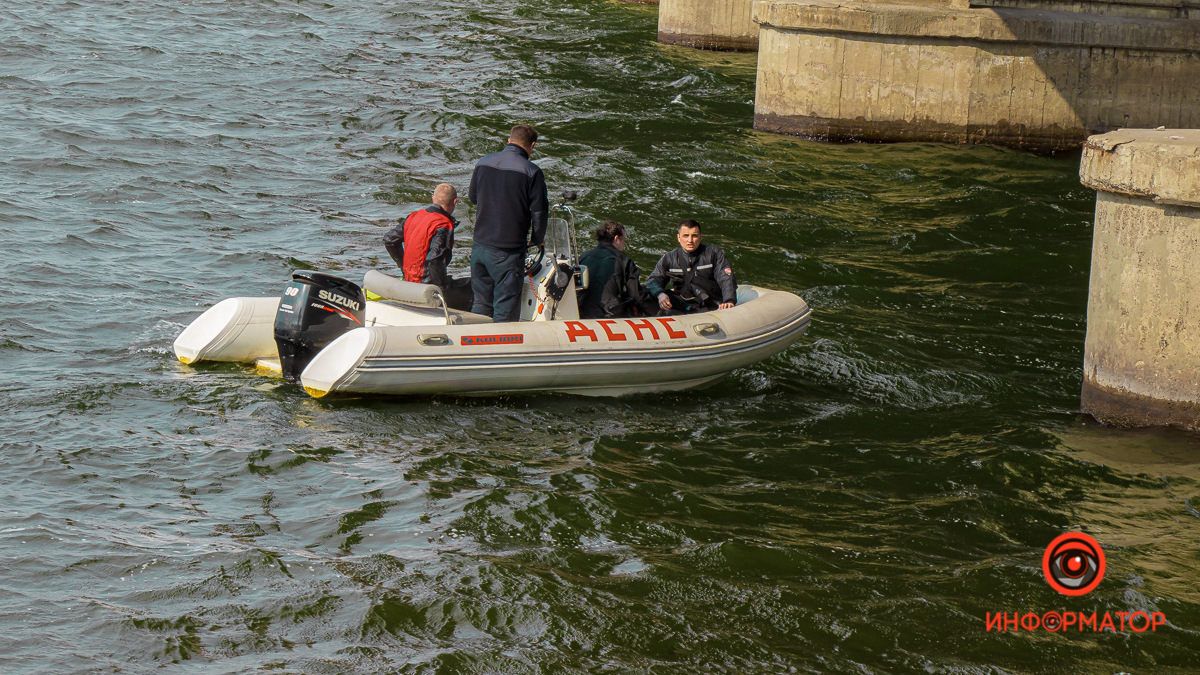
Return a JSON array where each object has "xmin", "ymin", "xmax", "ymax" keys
[{"xmin": 470, "ymin": 243, "xmax": 524, "ymax": 322}]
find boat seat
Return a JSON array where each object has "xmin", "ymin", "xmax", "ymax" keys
[
  {"xmin": 370, "ymin": 302, "xmax": 492, "ymax": 325},
  {"xmin": 363, "ymin": 270, "xmax": 493, "ymax": 325},
  {"xmin": 448, "ymin": 309, "xmax": 493, "ymax": 325},
  {"xmin": 441, "ymin": 306, "xmax": 492, "ymax": 324}
]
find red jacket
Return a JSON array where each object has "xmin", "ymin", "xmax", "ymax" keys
[{"xmin": 383, "ymin": 205, "xmax": 457, "ymax": 288}]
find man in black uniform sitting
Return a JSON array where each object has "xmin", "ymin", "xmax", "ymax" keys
[
  {"xmin": 645, "ymin": 219, "xmax": 737, "ymax": 314},
  {"xmin": 577, "ymin": 220, "xmax": 646, "ymax": 319}
]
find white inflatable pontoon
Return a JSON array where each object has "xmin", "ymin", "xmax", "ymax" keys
[{"xmin": 174, "ymin": 209, "xmax": 811, "ymax": 398}]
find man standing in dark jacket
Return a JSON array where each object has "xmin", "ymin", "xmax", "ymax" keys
[
  {"xmin": 646, "ymin": 219, "xmax": 738, "ymax": 314},
  {"xmin": 467, "ymin": 124, "xmax": 549, "ymax": 322},
  {"xmin": 578, "ymin": 220, "xmax": 646, "ymax": 319},
  {"xmin": 383, "ymin": 183, "xmax": 472, "ymax": 310}
]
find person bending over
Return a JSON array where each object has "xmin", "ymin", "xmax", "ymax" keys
[
  {"xmin": 383, "ymin": 183, "xmax": 472, "ymax": 310},
  {"xmin": 577, "ymin": 220, "xmax": 647, "ymax": 319},
  {"xmin": 645, "ymin": 219, "xmax": 737, "ymax": 314},
  {"xmin": 467, "ymin": 124, "xmax": 549, "ymax": 321}
]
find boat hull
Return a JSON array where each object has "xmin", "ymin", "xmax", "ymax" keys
[
  {"xmin": 173, "ymin": 285, "xmax": 811, "ymax": 398},
  {"xmin": 300, "ymin": 286, "xmax": 811, "ymax": 397}
]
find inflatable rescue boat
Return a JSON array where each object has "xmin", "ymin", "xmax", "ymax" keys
[{"xmin": 174, "ymin": 206, "xmax": 811, "ymax": 398}]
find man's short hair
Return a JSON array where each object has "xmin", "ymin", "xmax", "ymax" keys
[
  {"xmin": 678, "ymin": 219, "xmax": 702, "ymax": 233},
  {"xmin": 432, "ymin": 183, "xmax": 457, "ymax": 207},
  {"xmin": 595, "ymin": 220, "xmax": 625, "ymax": 243},
  {"xmin": 509, "ymin": 124, "xmax": 539, "ymax": 146}
]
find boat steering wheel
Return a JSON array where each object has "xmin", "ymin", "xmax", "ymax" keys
[{"xmin": 524, "ymin": 245, "xmax": 545, "ymax": 277}]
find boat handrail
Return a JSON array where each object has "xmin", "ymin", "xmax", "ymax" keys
[{"xmin": 432, "ymin": 290, "xmax": 451, "ymax": 325}]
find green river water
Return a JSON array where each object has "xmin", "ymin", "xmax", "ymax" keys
[{"xmin": 0, "ymin": 0, "xmax": 1197, "ymax": 671}]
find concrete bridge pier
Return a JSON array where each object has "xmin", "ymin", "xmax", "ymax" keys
[
  {"xmin": 752, "ymin": 0, "xmax": 1200, "ymax": 152},
  {"xmin": 657, "ymin": 0, "xmax": 758, "ymax": 50},
  {"xmin": 1080, "ymin": 129, "xmax": 1200, "ymax": 430}
]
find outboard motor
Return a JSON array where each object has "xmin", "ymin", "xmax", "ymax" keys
[{"xmin": 273, "ymin": 271, "xmax": 366, "ymax": 381}]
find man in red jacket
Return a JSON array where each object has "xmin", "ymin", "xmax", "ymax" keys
[{"xmin": 383, "ymin": 183, "xmax": 472, "ymax": 310}]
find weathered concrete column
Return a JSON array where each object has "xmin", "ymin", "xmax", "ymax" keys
[
  {"xmin": 658, "ymin": 0, "xmax": 758, "ymax": 50},
  {"xmin": 753, "ymin": 0, "xmax": 1200, "ymax": 152},
  {"xmin": 1080, "ymin": 129, "xmax": 1200, "ymax": 430}
]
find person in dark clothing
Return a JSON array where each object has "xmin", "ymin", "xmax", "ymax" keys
[
  {"xmin": 383, "ymin": 183, "xmax": 472, "ymax": 310},
  {"xmin": 577, "ymin": 220, "xmax": 647, "ymax": 319},
  {"xmin": 467, "ymin": 124, "xmax": 549, "ymax": 322},
  {"xmin": 645, "ymin": 219, "xmax": 738, "ymax": 314}
]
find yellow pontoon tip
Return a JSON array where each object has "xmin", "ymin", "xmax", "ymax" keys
[
  {"xmin": 303, "ymin": 386, "xmax": 328, "ymax": 399},
  {"xmin": 254, "ymin": 357, "xmax": 283, "ymax": 378}
]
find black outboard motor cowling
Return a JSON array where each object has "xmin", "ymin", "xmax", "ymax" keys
[{"xmin": 273, "ymin": 271, "xmax": 366, "ymax": 381}]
